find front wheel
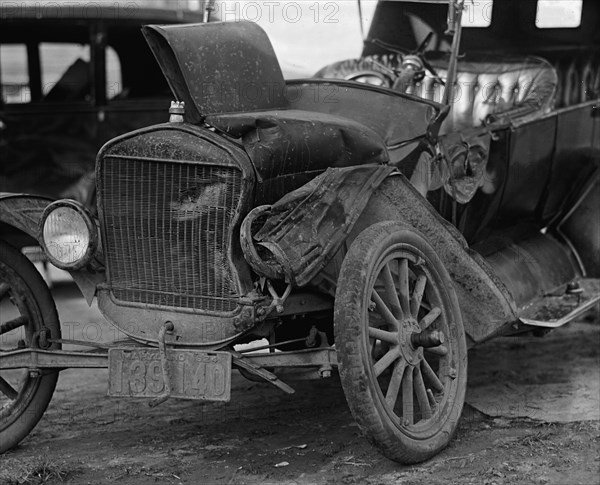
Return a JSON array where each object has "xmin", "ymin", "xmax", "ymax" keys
[
  {"xmin": 334, "ymin": 222, "xmax": 467, "ymax": 464},
  {"xmin": 0, "ymin": 240, "xmax": 61, "ymax": 453}
]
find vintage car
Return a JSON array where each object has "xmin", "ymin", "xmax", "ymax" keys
[
  {"xmin": 0, "ymin": 0, "xmax": 598, "ymax": 464},
  {"xmin": 0, "ymin": 4, "xmax": 205, "ymax": 249}
]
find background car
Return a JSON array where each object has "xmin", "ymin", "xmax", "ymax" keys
[{"xmin": 0, "ymin": 4, "xmax": 205, "ymax": 249}]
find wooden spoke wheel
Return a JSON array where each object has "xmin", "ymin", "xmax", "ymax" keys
[
  {"xmin": 0, "ymin": 240, "xmax": 61, "ymax": 453},
  {"xmin": 334, "ymin": 222, "xmax": 467, "ymax": 464}
]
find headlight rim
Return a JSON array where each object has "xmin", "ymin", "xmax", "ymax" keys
[{"xmin": 39, "ymin": 199, "xmax": 98, "ymax": 271}]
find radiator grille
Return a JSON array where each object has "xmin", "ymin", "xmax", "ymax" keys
[{"xmin": 100, "ymin": 157, "xmax": 242, "ymax": 312}]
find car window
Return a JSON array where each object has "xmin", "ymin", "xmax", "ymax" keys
[
  {"xmin": 536, "ymin": 0, "xmax": 583, "ymax": 28},
  {"xmin": 40, "ymin": 43, "xmax": 91, "ymax": 102},
  {"xmin": 463, "ymin": 0, "xmax": 493, "ymax": 28},
  {"xmin": 106, "ymin": 46, "xmax": 122, "ymax": 100},
  {"xmin": 0, "ymin": 44, "xmax": 30, "ymax": 104}
]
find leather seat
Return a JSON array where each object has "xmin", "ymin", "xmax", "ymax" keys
[
  {"xmin": 316, "ymin": 54, "xmax": 558, "ymax": 133},
  {"xmin": 418, "ymin": 56, "xmax": 558, "ymax": 132}
]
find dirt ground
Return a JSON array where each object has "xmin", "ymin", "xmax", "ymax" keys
[{"xmin": 1, "ymin": 281, "xmax": 599, "ymax": 485}]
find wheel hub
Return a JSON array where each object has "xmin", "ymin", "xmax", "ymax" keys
[{"xmin": 398, "ymin": 317, "xmax": 423, "ymax": 366}]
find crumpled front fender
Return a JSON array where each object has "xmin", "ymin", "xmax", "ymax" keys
[
  {"xmin": 241, "ymin": 165, "xmax": 395, "ymax": 285},
  {"xmin": 241, "ymin": 167, "xmax": 518, "ymax": 344},
  {"xmin": 0, "ymin": 192, "xmax": 104, "ymax": 304}
]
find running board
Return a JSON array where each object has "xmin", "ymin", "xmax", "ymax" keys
[{"xmin": 518, "ymin": 279, "xmax": 600, "ymax": 328}]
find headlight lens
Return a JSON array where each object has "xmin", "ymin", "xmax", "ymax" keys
[{"xmin": 40, "ymin": 201, "xmax": 97, "ymax": 269}]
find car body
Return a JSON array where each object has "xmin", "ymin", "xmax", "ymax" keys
[{"xmin": 1, "ymin": 0, "xmax": 598, "ymax": 464}]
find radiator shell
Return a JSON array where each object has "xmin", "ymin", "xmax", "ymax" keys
[{"xmin": 95, "ymin": 123, "xmax": 255, "ymax": 346}]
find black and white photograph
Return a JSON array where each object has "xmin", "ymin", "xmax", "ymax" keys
[{"xmin": 0, "ymin": 0, "xmax": 598, "ymax": 483}]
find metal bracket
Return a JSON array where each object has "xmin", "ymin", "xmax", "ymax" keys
[
  {"xmin": 230, "ymin": 350, "xmax": 295, "ymax": 394},
  {"xmin": 148, "ymin": 321, "xmax": 175, "ymax": 408}
]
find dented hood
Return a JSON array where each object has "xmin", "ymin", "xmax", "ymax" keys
[{"xmin": 142, "ymin": 21, "xmax": 288, "ymax": 124}]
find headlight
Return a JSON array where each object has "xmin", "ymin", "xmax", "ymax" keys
[{"xmin": 40, "ymin": 200, "xmax": 98, "ymax": 270}]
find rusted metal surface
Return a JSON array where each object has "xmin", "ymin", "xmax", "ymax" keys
[
  {"xmin": 475, "ymin": 230, "xmax": 579, "ymax": 308},
  {"xmin": 108, "ymin": 347, "xmax": 232, "ymax": 402},
  {"xmin": 0, "ymin": 349, "xmax": 108, "ymax": 369},
  {"xmin": 230, "ymin": 350, "xmax": 295, "ymax": 394},
  {"xmin": 237, "ymin": 159, "xmax": 517, "ymax": 343},
  {"xmin": 0, "ymin": 193, "xmax": 52, "ymax": 238},
  {"xmin": 148, "ymin": 321, "xmax": 175, "ymax": 407},
  {"xmin": 240, "ymin": 348, "xmax": 337, "ymax": 369},
  {"xmin": 287, "ymin": 79, "xmax": 438, "ymax": 149},
  {"xmin": 352, "ymin": 175, "xmax": 518, "ymax": 344},
  {"xmin": 518, "ymin": 278, "xmax": 600, "ymax": 328},
  {"xmin": 142, "ymin": 21, "xmax": 287, "ymax": 123},
  {"xmin": 207, "ymin": 109, "xmax": 389, "ymax": 195},
  {"xmin": 242, "ymin": 165, "xmax": 395, "ymax": 286},
  {"xmin": 95, "ymin": 123, "xmax": 256, "ymax": 346},
  {"xmin": 0, "ymin": 347, "xmax": 338, "ymax": 371}
]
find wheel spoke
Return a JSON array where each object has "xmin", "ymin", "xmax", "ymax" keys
[
  {"xmin": 385, "ymin": 359, "xmax": 406, "ymax": 409},
  {"xmin": 414, "ymin": 368, "xmax": 432, "ymax": 419},
  {"xmin": 373, "ymin": 347, "xmax": 401, "ymax": 377},
  {"xmin": 421, "ymin": 359, "xmax": 444, "ymax": 393},
  {"xmin": 0, "ymin": 375, "xmax": 18, "ymax": 400},
  {"xmin": 0, "ymin": 315, "xmax": 28, "ymax": 336},
  {"xmin": 420, "ymin": 306, "xmax": 441, "ymax": 330},
  {"xmin": 398, "ymin": 259, "xmax": 410, "ymax": 315},
  {"xmin": 371, "ymin": 290, "xmax": 399, "ymax": 329},
  {"xmin": 381, "ymin": 263, "xmax": 402, "ymax": 318},
  {"xmin": 410, "ymin": 274, "xmax": 427, "ymax": 317},
  {"xmin": 425, "ymin": 345, "xmax": 448, "ymax": 357},
  {"xmin": 368, "ymin": 327, "xmax": 398, "ymax": 345},
  {"xmin": 0, "ymin": 282, "xmax": 10, "ymax": 301},
  {"xmin": 402, "ymin": 365, "xmax": 414, "ymax": 425},
  {"xmin": 426, "ymin": 389, "xmax": 438, "ymax": 410}
]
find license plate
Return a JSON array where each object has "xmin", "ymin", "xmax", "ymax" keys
[{"xmin": 108, "ymin": 348, "xmax": 231, "ymax": 401}]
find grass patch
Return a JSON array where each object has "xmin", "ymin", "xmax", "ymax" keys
[{"xmin": 0, "ymin": 456, "xmax": 74, "ymax": 484}]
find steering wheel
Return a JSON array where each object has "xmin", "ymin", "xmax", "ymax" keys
[
  {"xmin": 368, "ymin": 34, "xmax": 446, "ymax": 89},
  {"xmin": 412, "ymin": 32, "xmax": 445, "ymax": 86}
]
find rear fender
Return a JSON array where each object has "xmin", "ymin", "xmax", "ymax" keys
[{"xmin": 0, "ymin": 193, "xmax": 103, "ymax": 304}]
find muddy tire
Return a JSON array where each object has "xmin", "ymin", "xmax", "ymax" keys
[
  {"xmin": 334, "ymin": 221, "xmax": 467, "ymax": 464},
  {"xmin": 0, "ymin": 240, "xmax": 61, "ymax": 453}
]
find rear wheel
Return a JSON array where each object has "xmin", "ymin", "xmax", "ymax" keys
[
  {"xmin": 0, "ymin": 240, "xmax": 61, "ymax": 453},
  {"xmin": 334, "ymin": 222, "xmax": 467, "ymax": 464}
]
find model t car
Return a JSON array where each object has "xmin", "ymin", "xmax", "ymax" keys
[{"xmin": 1, "ymin": 0, "xmax": 598, "ymax": 464}]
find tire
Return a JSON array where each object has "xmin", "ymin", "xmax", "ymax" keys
[
  {"xmin": 0, "ymin": 240, "xmax": 61, "ymax": 453},
  {"xmin": 334, "ymin": 221, "xmax": 467, "ymax": 464}
]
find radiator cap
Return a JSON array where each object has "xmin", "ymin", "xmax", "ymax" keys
[{"xmin": 169, "ymin": 101, "xmax": 185, "ymax": 123}]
